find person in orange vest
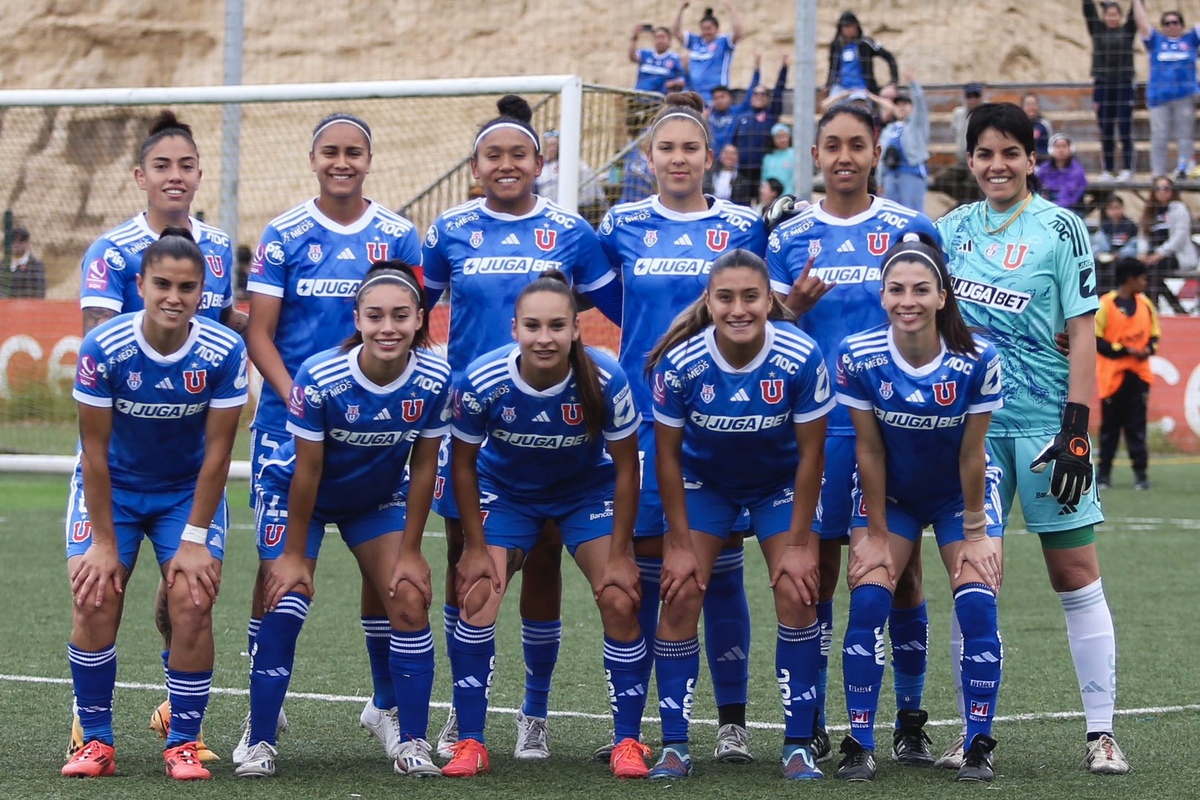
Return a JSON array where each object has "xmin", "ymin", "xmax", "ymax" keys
[{"xmin": 1096, "ymin": 257, "xmax": 1160, "ymax": 490}]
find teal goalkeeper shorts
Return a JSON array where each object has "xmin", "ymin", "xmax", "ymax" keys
[{"xmin": 986, "ymin": 434, "xmax": 1105, "ymax": 534}]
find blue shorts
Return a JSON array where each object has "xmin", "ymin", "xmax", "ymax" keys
[
  {"xmin": 817, "ymin": 435, "xmax": 856, "ymax": 540},
  {"xmin": 987, "ymin": 434, "xmax": 1105, "ymax": 533},
  {"xmin": 249, "ymin": 427, "xmax": 288, "ymax": 506},
  {"xmin": 685, "ymin": 475, "xmax": 818, "ymax": 542},
  {"xmin": 432, "ymin": 434, "xmax": 460, "ymax": 521},
  {"xmin": 254, "ymin": 484, "xmax": 407, "ymax": 560},
  {"xmin": 478, "ymin": 477, "xmax": 611, "ymax": 557},
  {"xmin": 65, "ymin": 469, "xmax": 227, "ymax": 570}
]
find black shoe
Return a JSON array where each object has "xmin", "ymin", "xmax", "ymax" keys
[
  {"xmin": 811, "ymin": 723, "xmax": 832, "ymax": 763},
  {"xmin": 1097, "ymin": 474, "xmax": 1112, "ymax": 490},
  {"xmin": 892, "ymin": 709, "xmax": 935, "ymax": 766},
  {"xmin": 835, "ymin": 736, "xmax": 877, "ymax": 782},
  {"xmin": 955, "ymin": 734, "xmax": 997, "ymax": 782},
  {"xmin": 1134, "ymin": 474, "xmax": 1150, "ymax": 491}
]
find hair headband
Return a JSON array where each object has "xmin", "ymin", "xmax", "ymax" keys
[
  {"xmin": 357, "ymin": 271, "xmax": 422, "ymax": 304},
  {"xmin": 881, "ymin": 234, "xmax": 944, "ymax": 291},
  {"xmin": 651, "ymin": 111, "xmax": 710, "ymax": 145},
  {"xmin": 311, "ymin": 117, "xmax": 372, "ymax": 150},
  {"xmin": 473, "ymin": 122, "xmax": 540, "ymax": 154}
]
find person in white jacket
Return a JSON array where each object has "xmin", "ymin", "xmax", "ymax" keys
[
  {"xmin": 1138, "ymin": 174, "xmax": 1196, "ymax": 313},
  {"xmin": 877, "ymin": 74, "xmax": 930, "ymax": 213}
]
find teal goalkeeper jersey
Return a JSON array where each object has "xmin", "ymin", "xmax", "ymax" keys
[{"xmin": 936, "ymin": 194, "xmax": 1099, "ymax": 438}]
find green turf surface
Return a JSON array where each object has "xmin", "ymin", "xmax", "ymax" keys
[{"xmin": 1, "ymin": 461, "xmax": 1197, "ymax": 798}]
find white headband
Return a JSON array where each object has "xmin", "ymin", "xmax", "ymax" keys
[
  {"xmin": 473, "ymin": 121, "xmax": 540, "ymax": 154},
  {"xmin": 881, "ymin": 243, "xmax": 944, "ymax": 291},
  {"xmin": 357, "ymin": 271, "xmax": 422, "ymax": 304},
  {"xmin": 311, "ymin": 118, "xmax": 372, "ymax": 150},
  {"xmin": 650, "ymin": 111, "xmax": 711, "ymax": 145}
]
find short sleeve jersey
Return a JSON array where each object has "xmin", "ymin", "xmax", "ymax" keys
[
  {"xmin": 257, "ymin": 345, "xmax": 452, "ymax": 516},
  {"xmin": 73, "ymin": 312, "xmax": 248, "ymax": 491},
  {"xmin": 246, "ymin": 199, "xmax": 422, "ymax": 434},
  {"xmin": 598, "ymin": 195, "xmax": 767, "ymax": 418},
  {"xmin": 80, "ymin": 214, "xmax": 235, "ymax": 320},
  {"xmin": 451, "ymin": 344, "xmax": 640, "ymax": 502},
  {"xmin": 684, "ymin": 32, "xmax": 736, "ymax": 101},
  {"xmin": 652, "ymin": 321, "xmax": 833, "ymax": 493},
  {"xmin": 766, "ymin": 196, "xmax": 940, "ymax": 434},
  {"xmin": 423, "ymin": 196, "xmax": 616, "ymax": 376},
  {"xmin": 635, "ymin": 49, "xmax": 687, "ymax": 94},
  {"xmin": 835, "ymin": 325, "xmax": 1003, "ymax": 506},
  {"xmin": 936, "ymin": 194, "xmax": 1099, "ymax": 437},
  {"xmin": 1144, "ymin": 28, "xmax": 1200, "ymax": 106}
]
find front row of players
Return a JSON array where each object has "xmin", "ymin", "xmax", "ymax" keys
[{"xmin": 64, "ymin": 227, "xmax": 1006, "ymax": 782}]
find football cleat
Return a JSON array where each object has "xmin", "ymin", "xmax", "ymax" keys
[
  {"xmin": 934, "ymin": 731, "xmax": 966, "ymax": 770},
  {"xmin": 648, "ymin": 744, "xmax": 693, "ymax": 780},
  {"xmin": 514, "ymin": 710, "xmax": 550, "ymax": 761},
  {"xmin": 233, "ymin": 741, "xmax": 278, "ymax": 778},
  {"xmin": 393, "ymin": 737, "xmax": 442, "ymax": 778},
  {"xmin": 232, "ymin": 708, "xmax": 289, "ymax": 765},
  {"xmin": 835, "ymin": 736, "xmax": 877, "ymax": 782},
  {"xmin": 62, "ymin": 740, "xmax": 116, "ymax": 778},
  {"xmin": 163, "ymin": 741, "xmax": 212, "ymax": 781},
  {"xmin": 436, "ymin": 707, "xmax": 459, "ymax": 761},
  {"xmin": 610, "ymin": 737, "xmax": 651, "ymax": 779},
  {"xmin": 811, "ymin": 722, "xmax": 833, "ymax": 763},
  {"xmin": 713, "ymin": 723, "xmax": 754, "ymax": 763},
  {"xmin": 150, "ymin": 700, "xmax": 219, "ymax": 761},
  {"xmin": 442, "ymin": 738, "xmax": 490, "ymax": 778},
  {"xmin": 1084, "ymin": 733, "xmax": 1131, "ymax": 775},
  {"xmin": 66, "ymin": 709, "xmax": 85, "ymax": 760},
  {"xmin": 892, "ymin": 708, "xmax": 935, "ymax": 766},
  {"xmin": 956, "ymin": 734, "xmax": 997, "ymax": 782},
  {"xmin": 360, "ymin": 701, "xmax": 401, "ymax": 759},
  {"xmin": 781, "ymin": 744, "xmax": 824, "ymax": 780}
]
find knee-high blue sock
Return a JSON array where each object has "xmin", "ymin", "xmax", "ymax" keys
[
  {"xmin": 605, "ymin": 635, "xmax": 650, "ymax": 742},
  {"xmin": 955, "ymin": 583, "xmax": 1002, "ymax": 745},
  {"xmin": 815, "ymin": 599, "xmax": 834, "ymax": 728},
  {"xmin": 68, "ymin": 643, "xmax": 117, "ymax": 745},
  {"xmin": 165, "ymin": 668, "xmax": 212, "ymax": 747},
  {"xmin": 843, "ymin": 584, "xmax": 892, "ymax": 750},
  {"xmin": 390, "ymin": 627, "xmax": 436, "ymax": 742},
  {"xmin": 704, "ymin": 548, "xmax": 750, "ymax": 714},
  {"xmin": 889, "ymin": 601, "xmax": 929, "ymax": 717},
  {"xmin": 521, "ymin": 618, "xmax": 561, "ymax": 719},
  {"xmin": 246, "ymin": 617, "xmax": 261, "ymax": 658},
  {"xmin": 249, "ymin": 593, "xmax": 310, "ymax": 746},
  {"xmin": 654, "ymin": 637, "xmax": 700, "ymax": 745},
  {"xmin": 636, "ymin": 556, "xmax": 661, "ymax": 687},
  {"xmin": 442, "ymin": 604, "xmax": 459, "ymax": 663},
  {"xmin": 777, "ymin": 622, "xmax": 821, "ymax": 741},
  {"xmin": 451, "ymin": 621, "xmax": 495, "ymax": 743},
  {"xmin": 362, "ymin": 616, "xmax": 395, "ymax": 710}
]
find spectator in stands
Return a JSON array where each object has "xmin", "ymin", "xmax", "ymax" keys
[
  {"xmin": 627, "ymin": 24, "xmax": 686, "ymax": 133},
  {"xmin": 1023, "ymin": 93, "xmax": 1055, "ymax": 158},
  {"xmin": 1083, "ymin": 1, "xmax": 1138, "ymax": 181},
  {"xmin": 618, "ymin": 132, "xmax": 655, "ymax": 205},
  {"xmin": 704, "ymin": 143, "xmax": 756, "ymax": 206},
  {"xmin": 929, "ymin": 83, "xmax": 986, "ymax": 206},
  {"xmin": 1133, "ymin": 0, "xmax": 1200, "ymax": 178},
  {"xmin": 760, "ymin": 123, "xmax": 795, "ymax": 196},
  {"xmin": 536, "ymin": 130, "xmax": 609, "ymax": 225},
  {"xmin": 822, "ymin": 10, "xmax": 899, "ymax": 99},
  {"xmin": 757, "ymin": 177, "xmax": 784, "ymax": 211},
  {"xmin": 731, "ymin": 54, "xmax": 788, "ymax": 185},
  {"xmin": 1138, "ymin": 174, "xmax": 1195, "ymax": 313},
  {"xmin": 235, "ymin": 244, "xmax": 253, "ymax": 303},
  {"xmin": 672, "ymin": 1, "xmax": 743, "ymax": 105},
  {"xmin": 707, "ymin": 53, "xmax": 760, "ymax": 155},
  {"xmin": 878, "ymin": 75, "xmax": 930, "ymax": 212},
  {"xmin": 1037, "ymin": 133, "xmax": 1090, "ymax": 216},
  {"xmin": 1, "ymin": 226, "xmax": 46, "ymax": 299},
  {"xmin": 1093, "ymin": 195, "xmax": 1141, "ymax": 289}
]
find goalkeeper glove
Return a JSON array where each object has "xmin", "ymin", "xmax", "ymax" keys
[
  {"xmin": 763, "ymin": 194, "xmax": 807, "ymax": 234},
  {"xmin": 1029, "ymin": 402, "xmax": 1093, "ymax": 507}
]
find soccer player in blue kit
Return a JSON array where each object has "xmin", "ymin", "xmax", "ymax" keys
[
  {"xmin": 766, "ymin": 103, "xmax": 941, "ymax": 765},
  {"xmin": 444, "ymin": 273, "xmax": 646, "ymax": 779},
  {"xmin": 647, "ymin": 250, "xmax": 833, "ymax": 781},
  {"xmin": 422, "ymin": 95, "xmax": 622, "ymax": 763},
  {"xmin": 935, "ymin": 102, "xmax": 1129, "ymax": 776},
  {"xmin": 234, "ymin": 263, "xmax": 451, "ymax": 779},
  {"xmin": 834, "ymin": 234, "xmax": 1005, "ymax": 783},
  {"xmin": 239, "ymin": 112, "xmax": 424, "ymax": 763},
  {"xmin": 62, "ymin": 229, "xmax": 247, "ymax": 780},
  {"xmin": 597, "ymin": 91, "xmax": 767, "ymax": 764}
]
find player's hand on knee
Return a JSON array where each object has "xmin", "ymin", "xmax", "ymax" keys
[
  {"xmin": 390, "ymin": 552, "xmax": 433, "ymax": 609},
  {"xmin": 71, "ymin": 543, "xmax": 124, "ymax": 608}
]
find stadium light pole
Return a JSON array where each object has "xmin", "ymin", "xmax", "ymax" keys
[
  {"xmin": 794, "ymin": 0, "xmax": 817, "ymax": 201},
  {"xmin": 219, "ymin": 0, "xmax": 245, "ymax": 244}
]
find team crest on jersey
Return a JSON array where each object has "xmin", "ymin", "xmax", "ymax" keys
[
  {"xmin": 535, "ymin": 227, "xmax": 558, "ymax": 251},
  {"xmin": 126, "ymin": 371, "xmax": 142, "ymax": 390},
  {"xmin": 308, "ymin": 244, "xmax": 323, "ymax": 263},
  {"xmin": 701, "ymin": 384, "xmax": 715, "ymax": 403},
  {"xmin": 561, "ymin": 403, "xmax": 583, "ymax": 425},
  {"xmin": 706, "ymin": 228, "xmax": 730, "ymax": 252},
  {"xmin": 760, "ymin": 378, "xmax": 784, "ymax": 404},
  {"xmin": 470, "ymin": 230, "xmax": 484, "ymax": 249},
  {"xmin": 933, "ymin": 380, "xmax": 957, "ymax": 406},
  {"xmin": 867, "ymin": 232, "xmax": 891, "ymax": 256},
  {"xmin": 501, "ymin": 406, "xmax": 516, "ymax": 423},
  {"xmin": 401, "ymin": 399, "xmax": 425, "ymax": 422},
  {"xmin": 183, "ymin": 369, "xmax": 207, "ymax": 394},
  {"xmin": 366, "ymin": 242, "xmax": 389, "ymax": 262},
  {"xmin": 808, "ymin": 239, "xmax": 822, "ymax": 259},
  {"xmin": 643, "ymin": 230, "xmax": 658, "ymax": 247},
  {"xmin": 879, "ymin": 380, "xmax": 894, "ymax": 400},
  {"xmin": 345, "ymin": 404, "xmax": 360, "ymax": 423},
  {"xmin": 1001, "ymin": 243, "xmax": 1029, "ymax": 270},
  {"xmin": 205, "ymin": 255, "xmax": 225, "ymax": 278}
]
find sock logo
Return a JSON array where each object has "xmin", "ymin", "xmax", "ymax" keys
[
  {"xmin": 873, "ymin": 625, "xmax": 886, "ymax": 666},
  {"xmin": 777, "ymin": 667, "xmax": 793, "ymax": 717}
]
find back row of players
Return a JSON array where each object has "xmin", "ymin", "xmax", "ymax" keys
[{"xmin": 62, "ymin": 91, "xmax": 1129, "ymax": 783}]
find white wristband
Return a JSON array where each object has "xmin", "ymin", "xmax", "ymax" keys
[{"xmin": 180, "ymin": 524, "xmax": 208, "ymax": 545}]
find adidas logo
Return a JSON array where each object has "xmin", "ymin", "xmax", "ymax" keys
[
  {"xmin": 336, "ymin": 247, "xmax": 356, "ymax": 260},
  {"xmin": 716, "ymin": 646, "xmax": 747, "ymax": 662},
  {"xmin": 502, "ymin": 233, "xmax": 521, "ymax": 245},
  {"xmin": 374, "ymin": 408, "xmax": 392, "ymax": 421},
  {"xmin": 894, "ymin": 639, "xmax": 927, "ymax": 652},
  {"xmin": 454, "ymin": 676, "xmax": 484, "ymax": 689},
  {"xmin": 837, "ymin": 240, "xmax": 856, "ymax": 253},
  {"xmin": 843, "ymin": 644, "xmax": 874, "ymax": 657},
  {"xmin": 905, "ymin": 389, "xmax": 925, "ymax": 403},
  {"xmin": 729, "ymin": 388, "xmax": 750, "ymax": 402},
  {"xmin": 1081, "ymin": 680, "xmax": 1108, "ymax": 694},
  {"xmin": 957, "ymin": 240, "xmax": 974, "ymax": 253},
  {"xmin": 674, "ymin": 233, "xmax": 693, "ymax": 246},
  {"xmin": 966, "ymin": 651, "xmax": 1001, "ymax": 663},
  {"xmin": 533, "ymin": 410, "xmax": 551, "ymax": 423},
  {"xmin": 659, "ymin": 698, "xmax": 683, "ymax": 710},
  {"xmin": 618, "ymin": 684, "xmax": 646, "ymax": 697},
  {"xmin": 155, "ymin": 377, "xmax": 174, "ymax": 390}
]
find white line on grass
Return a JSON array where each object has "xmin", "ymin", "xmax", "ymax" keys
[{"xmin": 3, "ymin": 673, "xmax": 1197, "ymax": 732}]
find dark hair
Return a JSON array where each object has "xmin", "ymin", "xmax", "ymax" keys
[
  {"xmin": 649, "ymin": 91, "xmax": 712, "ymax": 149},
  {"xmin": 880, "ymin": 234, "xmax": 976, "ymax": 355},
  {"xmin": 965, "ymin": 102, "xmax": 1041, "ymax": 194},
  {"xmin": 700, "ymin": 7, "xmax": 719, "ymax": 27},
  {"xmin": 1114, "ymin": 256, "xmax": 1147, "ymax": 285},
  {"xmin": 311, "ymin": 112, "xmax": 373, "ymax": 153},
  {"xmin": 1107, "ymin": 194, "xmax": 1126, "ymax": 207},
  {"xmin": 9, "ymin": 226, "xmax": 29, "ymax": 242},
  {"xmin": 473, "ymin": 95, "xmax": 540, "ymax": 156},
  {"xmin": 653, "ymin": 25, "xmax": 671, "ymax": 36},
  {"xmin": 1102, "ymin": 1, "xmax": 1121, "ymax": 11},
  {"xmin": 342, "ymin": 260, "xmax": 431, "ymax": 351},
  {"xmin": 711, "ymin": 85, "xmax": 732, "ymax": 96},
  {"xmin": 139, "ymin": 111, "xmax": 198, "ymax": 166},
  {"xmin": 1141, "ymin": 174, "xmax": 1179, "ymax": 233},
  {"xmin": 515, "ymin": 270, "xmax": 606, "ymax": 441},
  {"xmin": 646, "ymin": 250, "xmax": 793, "ymax": 372},
  {"xmin": 141, "ymin": 226, "xmax": 204, "ymax": 278},
  {"xmin": 1161, "ymin": 10, "xmax": 1185, "ymax": 26},
  {"xmin": 764, "ymin": 177, "xmax": 785, "ymax": 196}
]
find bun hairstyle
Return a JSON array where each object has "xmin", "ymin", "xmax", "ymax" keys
[
  {"xmin": 515, "ymin": 270, "xmax": 605, "ymax": 441},
  {"xmin": 473, "ymin": 94, "xmax": 541, "ymax": 156},
  {"xmin": 141, "ymin": 225, "xmax": 204, "ymax": 277},
  {"xmin": 140, "ymin": 110, "xmax": 198, "ymax": 166},
  {"xmin": 649, "ymin": 91, "xmax": 712, "ymax": 149},
  {"xmin": 344, "ymin": 259, "xmax": 431, "ymax": 351},
  {"xmin": 701, "ymin": 7, "xmax": 719, "ymax": 26},
  {"xmin": 880, "ymin": 232, "xmax": 977, "ymax": 355}
]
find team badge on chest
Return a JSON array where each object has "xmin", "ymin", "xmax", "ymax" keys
[
  {"xmin": 126, "ymin": 371, "xmax": 142, "ymax": 390},
  {"xmin": 470, "ymin": 231, "xmax": 484, "ymax": 249},
  {"xmin": 706, "ymin": 228, "xmax": 730, "ymax": 252},
  {"xmin": 760, "ymin": 378, "xmax": 784, "ymax": 403},
  {"xmin": 643, "ymin": 230, "xmax": 658, "ymax": 247},
  {"xmin": 700, "ymin": 384, "xmax": 715, "ymax": 403},
  {"xmin": 867, "ymin": 232, "xmax": 890, "ymax": 256},
  {"xmin": 933, "ymin": 381, "xmax": 957, "ymax": 406},
  {"xmin": 183, "ymin": 369, "xmax": 207, "ymax": 394},
  {"xmin": 345, "ymin": 404, "xmax": 360, "ymax": 423},
  {"xmin": 535, "ymin": 228, "xmax": 557, "ymax": 251},
  {"xmin": 501, "ymin": 406, "xmax": 516, "ymax": 423},
  {"xmin": 808, "ymin": 239, "xmax": 822, "ymax": 259},
  {"xmin": 561, "ymin": 403, "xmax": 583, "ymax": 425},
  {"xmin": 879, "ymin": 380, "xmax": 893, "ymax": 400},
  {"xmin": 308, "ymin": 244, "xmax": 323, "ymax": 263}
]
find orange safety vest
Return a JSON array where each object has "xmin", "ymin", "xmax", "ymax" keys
[{"xmin": 1095, "ymin": 291, "xmax": 1158, "ymax": 399}]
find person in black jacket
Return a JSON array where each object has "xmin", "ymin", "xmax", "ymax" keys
[
  {"xmin": 1083, "ymin": 1, "xmax": 1138, "ymax": 181},
  {"xmin": 823, "ymin": 11, "xmax": 898, "ymax": 99}
]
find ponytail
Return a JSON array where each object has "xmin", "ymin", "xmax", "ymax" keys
[{"xmin": 880, "ymin": 233, "xmax": 977, "ymax": 355}]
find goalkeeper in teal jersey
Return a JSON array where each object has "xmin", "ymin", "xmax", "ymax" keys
[{"xmin": 935, "ymin": 102, "xmax": 1129, "ymax": 776}]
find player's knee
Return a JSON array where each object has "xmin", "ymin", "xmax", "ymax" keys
[
  {"xmin": 894, "ymin": 559, "xmax": 924, "ymax": 605},
  {"xmin": 388, "ymin": 583, "xmax": 430, "ymax": 628},
  {"xmin": 660, "ymin": 582, "xmax": 704, "ymax": 627},
  {"xmin": 596, "ymin": 584, "xmax": 639, "ymax": 626},
  {"xmin": 72, "ymin": 600, "xmax": 120, "ymax": 635}
]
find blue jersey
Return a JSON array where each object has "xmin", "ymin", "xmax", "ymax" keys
[
  {"xmin": 247, "ymin": 199, "xmax": 422, "ymax": 434},
  {"xmin": 652, "ymin": 321, "xmax": 833, "ymax": 493},
  {"xmin": 80, "ymin": 214, "xmax": 235, "ymax": 321},
  {"xmin": 837, "ymin": 42, "xmax": 867, "ymax": 90},
  {"xmin": 73, "ymin": 312, "xmax": 248, "ymax": 491},
  {"xmin": 1144, "ymin": 28, "xmax": 1200, "ymax": 106},
  {"xmin": 598, "ymin": 195, "xmax": 767, "ymax": 417},
  {"xmin": 835, "ymin": 325, "xmax": 1003, "ymax": 506},
  {"xmin": 684, "ymin": 32, "xmax": 736, "ymax": 103},
  {"xmin": 634, "ymin": 48, "xmax": 687, "ymax": 94},
  {"xmin": 767, "ymin": 196, "xmax": 940, "ymax": 434},
  {"xmin": 258, "ymin": 345, "xmax": 452, "ymax": 516},
  {"xmin": 451, "ymin": 344, "xmax": 640, "ymax": 502},
  {"xmin": 423, "ymin": 196, "xmax": 617, "ymax": 376}
]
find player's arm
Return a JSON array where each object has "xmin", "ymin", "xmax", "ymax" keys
[
  {"xmin": 769, "ymin": 415, "xmax": 826, "ymax": 604},
  {"xmin": 848, "ymin": 407, "xmax": 891, "ymax": 544},
  {"xmin": 1066, "ymin": 313, "xmax": 1097, "ymax": 407},
  {"xmin": 607, "ymin": 432, "xmax": 641, "ymax": 554},
  {"xmin": 82, "ymin": 308, "xmax": 117, "ymax": 335},
  {"xmin": 73, "ymin": 403, "xmax": 123, "ymax": 606},
  {"xmin": 220, "ymin": 305, "xmax": 250, "ymax": 335},
  {"xmin": 390, "ymin": 434, "xmax": 441, "ymax": 608},
  {"xmin": 246, "ymin": 293, "xmax": 292, "ymax": 401},
  {"xmin": 874, "ymin": 40, "xmax": 900, "ymax": 88},
  {"xmin": 654, "ymin": 420, "xmax": 704, "ymax": 602}
]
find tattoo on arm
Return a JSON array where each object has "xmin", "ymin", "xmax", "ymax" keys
[
  {"xmin": 83, "ymin": 308, "xmax": 117, "ymax": 335},
  {"xmin": 223, "ymin": 308, "xmax": 250, "ymax": 335}
]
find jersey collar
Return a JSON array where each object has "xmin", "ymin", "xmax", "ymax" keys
[
  {"xmin": 813, "ymin": 195, "xmax": 885, "ymax": 227},
  {"xmin": 886, "ymin": 327, "xmax": 947, "ymax": 377},
  {"xmin": 650, "ymin": 194, "xmax": 723, "ymax": 222},
  {"xmin": 304, "ymin": 198, "xmax": 379, "ymax": 235},
  {"xmin": 703, "ymin": 321, "xmax": 776, "ymax": 373},
  {"xmin": 346, "ymin": 343, "xmax": 419, "ymax": 394},
  {"xmin": 131, "ymin": 310, "xmax": 203, "ymax": 365},
  {"xmin": 133, "ymin": 212, "xmax": 202, "ymax": 241},
  {"xmin": 506, "ymin": 344, "xmax": 574, "ymax": 397},
  {"xmin": 479, "ymin": 195, "xmax": 548, "ymax": 222}
]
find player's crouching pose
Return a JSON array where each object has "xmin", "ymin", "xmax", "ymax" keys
[
  {"xmin": 235, "ymin": 263, "xmax": 451, "ymax": 779},
  {"xmin": 835, "ymin": 234, "xmax": 1005, "ymax": 783},
  {"xmin": 647, "ymin": 250, "xmax": 834, "ymax": 781},
  {"xmin": 63, "ymin": 228, "xmax": 248, "ymax": 780},
  {"xmin": 447, "ymin": 271, "xmax": 649, "ymax": 779}
]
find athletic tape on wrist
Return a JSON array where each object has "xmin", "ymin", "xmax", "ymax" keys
[{"xmin": 180, "ymin": 524, "xmax": 208, "ymax": 545}]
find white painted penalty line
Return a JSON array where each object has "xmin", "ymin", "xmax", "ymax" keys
[{"xmin": 3, "ymin": 673, "xmax": 1197, "ymax": 732}]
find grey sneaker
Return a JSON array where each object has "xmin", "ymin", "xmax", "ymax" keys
[
  {"xmin": 435, "ymin": 708, "xmax": 458, "ymax": 760},
  {"xmin": 934, "ymin": 731, "xmax": 966, "ymax": 770},
  {"xmin": 359, "ymin": 701, "xmax": 401, "ymax": 759},
  {"xmin": 514, "ymin": 710, "xmax": 550, "ymax": 761},
  {"xmin": 1084, "ymin": 733, "xmax": 1131, "ymax": 775},
  {"xmin": 713, "ymin": 723, "xmax": 754, "ymax": 763},
  {"xmin": 394, "ymin": 737, "xmax": 443, "ymax": 777},
  {"xmin": 234, "ymin": 741, "xmax": 277, "ymax": 778},
  {"xmin": 232, "ymin": 709, "xmax": 289, "ymax": 765}
]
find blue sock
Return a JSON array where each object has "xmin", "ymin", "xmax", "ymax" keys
[
  {"xmin": 362, "ymin": 616, "xmax": 395, "ymax": 710},
  {"xmin": 777, "ymin": 622, "xmax": 821, "ymax": 741},
  {"xmin": 165, "ymin": 668, "xmax": 212, "ymax": 747},
  {"xmin": 635, "ymin": 556, "xmax": 661, "ymax": 683},
  {"xmin": 654, "ymin": 637, "xmax": 700, "ymax": 744},
  {"xmin": 247, "ymin": 617, "xmax": 261, "ymax": 657},
  {"xmin": 704, "ymin": 548, "xmax": 750, "ymax": 709},
  {"xmin": 68, "ymin": 643, "xmax": 117, "ymax": 745},
  {"xmin": 955, "ymin": 583, "xmax": 1003, "ymax": 744},
  {"xmin": 451, "ymin": 621, "xmax": 495, "ymax": 743},
  {"xmin": 889, "ymin": 601, "xmax": 928, "ymax": 717},
  {"xmin": 161, "ymin": 648, "xmax": 170, "ymax": 677},
  {"xmin": 442, "ymin": 604, "xmax": 459, "ymax": 663},
  {"xmin": 815, "ymin": 599, "xmax": 834, "ymax": 728},
  {"xmin": 520, "ymin": 618, "xmax": 561, "ymax": 719},
  {"xmin": 604, "ymin": 635, "xmax": 650, "ymax": 742},
  {"xmin": 843, "ymin": 584, "xmax": 892, "ymax": 750},
  {"xmin": 390, "ymin": 627, "xmax": 436, "ymax": 741},
  {"xmin": 249, "ymin": 593, "xmax": 310, "ymax": 746}
]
